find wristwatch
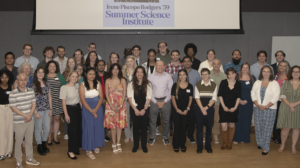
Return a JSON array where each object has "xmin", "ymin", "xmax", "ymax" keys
[{"xmin": 186, "ymin": 107, "xmax": 190, "ymax": 111}]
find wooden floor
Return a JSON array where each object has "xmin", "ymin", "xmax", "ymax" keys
[{"xmin": 2, "ymin": 124, "xmax": 300, "ymax": 168}]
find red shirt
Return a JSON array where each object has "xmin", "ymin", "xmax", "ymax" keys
[{"xmin": 99, "ymin": 75, "xmax": 105, "ymax": 99}]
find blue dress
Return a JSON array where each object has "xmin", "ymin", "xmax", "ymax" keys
[
  {"xmin": 233, "ymin": 80, "xmax": 254, "ymax": 143},
  {"xmin": 82, "ymin": 84, "xmax": 105, "ymax": 151}
]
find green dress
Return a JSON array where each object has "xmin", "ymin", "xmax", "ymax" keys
[{"xmin": 277, "ymin": 80, "xmax": 300, "ymax": 129}]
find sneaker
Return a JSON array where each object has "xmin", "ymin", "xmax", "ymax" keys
[
  {"xmin": 156, "ymin": 127, "xmax": 161, "ymax": 135},
  {"xmin": 213, "ymin": 135, "xmax": 219, "ymax": 144},
  {"xmin": 58, "ymin": 131, "xmax": 61, "ymax": 135},
  {"xmin": 163, "ymin": 139, "xmax": 170, "ymax": 145},
  {"xmin": 147, "ymin": 139, "xmax": 156, "ymax": 145},
  {"xmin": 64, "ymin": 135, "xmax": 69, "ymax": 140},
  {"xmin": 16, "ymin": 163, "xmax": 23, "ymax": 168},
  {"xmin": 26, "ymin": 158, "xmax": 40, "ymax": 166},
  {"xmin": 105, "ymin": 136, "xmax": 111, "ymax": 142},
  {"xmin": 187, "ymin": 137, "xmax": 196, "ymax": 143},
  {"xmin": 233, "ymin": 141, "xmax": 238, "ymax": 145},
  {"xmin": 0, "ymin": 155, "xmax": 5, "ymax": 161}
]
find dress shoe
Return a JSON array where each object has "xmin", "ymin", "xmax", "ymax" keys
[
  {"xmin": 42, "ymin": 142, "xmax": 50, "ymax": 153},
  {"xmin": 197, "ymin": 148, "xmax": 203, "ymax": 154},
  {"xmin": 181, "ymin": 147, "xmax": 187, "ymax": 153},
  {"xmin": 67, "ymin": 152, "xmax": 77, "ymax": 160},
  {"xmin": 53, "ymin": 139, "xmax": 60, "ymax": 144},
  {"xmin": 132, "ymin": 147, "xmax": 138, "ymax": 153},
  {"xmin": 37, "ymin": 145, "xmax": 46, "ymax": 156},
  {"xmin": 262, "ymin": 151, "xmax": 268, "ymax": 155},
  {"xmin": 206, "ymin": 148, "xmax": 213, "ymax": 153},
  {"xmin": 258, "ymin": 146, "xmax": 262, "ymax": 149},
  {"xmin": 142, "ymin": 146, "xmax": 148, "ymax": 153},
  {"xmin": 174, "ymin": 149, "xmax": 179, "ymax": 153}
]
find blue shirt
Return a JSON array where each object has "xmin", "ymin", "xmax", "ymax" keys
[
  {"xmin": 173, "ymin": 68, "xmax": 201, "ymax": 97},
  {"xmin": 14, "ymin": 56, "xmax": 40, "ymax": 72},
  {"xmin": 26, "ymin": 75, "xmax": 34, "ymax": 88},
  {"xmin": 250, "ymin": 62, "xmax": 274, "ymax": 79},
  {"xmin": 223, "ymin": 61, "xmax": 243, "ymax": 74}
]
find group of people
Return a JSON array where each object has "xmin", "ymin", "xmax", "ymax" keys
[{"xmin": 0, "ymin": 41, "xmax": 299, "ymax": 168}]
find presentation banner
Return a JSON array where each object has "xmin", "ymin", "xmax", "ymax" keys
[{"xmin": 103, "ymin": 0, "xmax": 174, "ymax": 27}]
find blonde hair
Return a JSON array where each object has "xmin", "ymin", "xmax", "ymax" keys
[
  {"xmin": 66, "ymin": 70, "xmax": 79, "ymax": 83},
  {"xmin": 122, "ymin": 55, "xmax": 137, "ymax": 78},
  {"xmin": 63, "ymin": 57, "xmax": 76, "ymax": 79},
  {"xmin": 17, "ymin": 62, "xmax": 33, "ymax": 75}
]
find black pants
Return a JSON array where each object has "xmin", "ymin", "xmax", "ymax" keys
[
  {"xmin": 65, "ymin": 104, "xmax": 82, "ymax": 153},
  {"xmin": 102, "ymin": 103, "xmax": 107, "ymax": 136},
  {"xmin": 195, "ymin": 105, "xmax": 214, "ymax": 149},
  {"xmin": 187, "ymin": 99, "xmax": 196, "ymax": 138},
  {"xmin": 130, "ymin": 107, "xmax": 149, "ymax": 148},
  {"xmin": 172, "ymin": 108, "xmax": 190, "ymax": 149},
  {"xmin": 272, "ymin": 101, "xmax": 281, "ymax": 140}
]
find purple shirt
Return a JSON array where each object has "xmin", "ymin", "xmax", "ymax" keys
[{"xmin": 148, "ymin": 71, "xmax": 173, "ymax": 103}]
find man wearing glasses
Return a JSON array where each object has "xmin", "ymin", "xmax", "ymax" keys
[
  {"xmin": 83, "ymin": 43, "xmax": 102, "ymax": 61},
  {"xmin": 132, "ymin": 45, "xmax": 142, "ymax": 66},
  {"xmin": 156, "ymin": 41, "xmax": 171, "ymax": 65},
  {"xmin": 14, "ymin": 44, "xmax": 39, "ymax": 71},
  {"xmin": 271, "ymin": 50, "xmax": 286, "ymax": 75},
  {"xmin": 1, "ymin": 52, "xmax": 18, "ymax": 84},
  {"xmin": 250, "ymin": 50, "xmax": 274, "ymax": 79}
]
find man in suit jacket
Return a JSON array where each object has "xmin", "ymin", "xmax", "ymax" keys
[
  {"xmin": 96, "ymin": 60, "xmax": 110, "ymax": 142},
  {"xmin": 271, "ymin": 50, "xmax": 286, "ymax": 75}
]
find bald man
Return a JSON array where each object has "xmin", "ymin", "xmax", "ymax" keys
[
  {"xmin": 148, "ymin": 61, "xmax": 173, "ymax": 145},
  {"xmin": 9, "ymin": 73, "xmax": 40, "ymax": 167}
]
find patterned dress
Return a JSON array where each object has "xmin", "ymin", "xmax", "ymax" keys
[
  {"xmin": 104, "ymin": 79, "xmax": 127, "ymax": 129},
  {"xmin": 48, "ymin": 76, "xmax": 63, "ymax": 116}
]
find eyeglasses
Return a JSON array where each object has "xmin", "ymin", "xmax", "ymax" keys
[
  {"xmin": 201, "ymin": 74, "xmax": 209, "ymax": 76},
  {"xmin": 5, "ymin": 57, "xmax": 14, "ymax": 60},
  {"xmin": 292, "ymin": 71, "xmax": 300, "ymax": 73},
  {"xmin": 132, "ymin": 49, "xmax": 140, "ymax": 52},
  {"xmin": 276, "ymin": 55, "xmax": 284, "ymax": 57},
  {"xmin": 159, "ymin": 45, "xmax": 166, "ymax": 48}
]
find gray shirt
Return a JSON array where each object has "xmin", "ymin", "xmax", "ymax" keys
[
  {"xmin": 59, "ymin": 84, "xmax": 80, "ymax": 105},
  {"xmin": 53, "ymin": 56, "xmax": 68, "ymax": 73},
  {"xmin": 173, "ymin": 68, "xmax": 201, "ymax": 97},
  {"xmin": 14, "ymin": 55, "xmax": 39, "ymax": 71}
]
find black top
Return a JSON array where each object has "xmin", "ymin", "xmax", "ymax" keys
[
  {"xmin": 171, "ymin": 83, "xmax": 193, "ymax": 111},
  {"xmin": 192, "ymin": 58, "xmax": 201, "ymax": 71},
  {"xmin": 150, "ymin": 66, "xmax": 154, "ymax": 74},
  {"xmin": 271, "ymin": 63, "xmax": 278, "ymax": 76},
  {"xmin": 0, "ymin": 85, "xmax": 12, "ymax": 104},
  {"xmin": 1, "ymin": 66, "xmax": 18, "ymax": 84},
  {"xmin": 218, "ymin": 79, "xmax": 241, "ymax": 108},
  {"xmin": 134, "ymin": 85, "xmax": 147, "ymax": 110}
]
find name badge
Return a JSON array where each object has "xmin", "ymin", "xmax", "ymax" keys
[
  {"xmin": 245, "ymin": 81, "xmax": 250, "ymax": 85},
  {"xmin": 156, "ymin": 58, "xmax": 160, "ymax": 61},
  {"xmin": 6, "ymin": 91, "xmax": 11, "ymax": 95},
  {"xmin": 55, "ymin": 78, "xmax": 59, "ymax": 80},
  {"xmin": 186, "ymin": 89, "xmax": 190, "ymax": 93},
  {"xmin": 210, "ymin": 79, "xmax": 214, "ymax": 81}
]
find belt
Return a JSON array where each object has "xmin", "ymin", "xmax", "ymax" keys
[
  {"xmin": 0, "ymin": 104, "xmax": 9, "ymax": 107},
  {"xmin": 155, "ymin": 97, "xmax": 166, "ymax": 100},
  {"xmin": 67, "ymin": 103, "xmax": 79, "ymax": 107}
]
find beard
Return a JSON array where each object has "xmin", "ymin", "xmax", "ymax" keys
[{"xmin": 232, "ymin": 58, "xmax": 241, "ymax": 65}]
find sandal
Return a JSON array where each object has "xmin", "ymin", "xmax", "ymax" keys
[
  {"xmin": 278, "ymin": 145, "xmax": 285, "ymax": 153},
  {"xmin": 94, "ymin": 148, "xmax": 100, "ymax": 154},
  {"xmin": 292, "ymin": 147, "xmax": 297, "ymax": 155},
  {"xmin": 112, "ymin": 145, "xmax": 118, "ymax": 154},
  {"xmin": 117, "ymin": 144, "xmax": 122, "ymax": 152},
  {"xmin": 86, "ymin": 151, "xmax": 96, "ymax": 159},
  {"xmin": 124, "ymin": 139, "xmax": 129, "ymax": 143}
]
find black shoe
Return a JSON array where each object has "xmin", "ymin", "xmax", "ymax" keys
[
  {"xmin": 74, "ymin": 152, "xmax": 80, "ymax": 155},
  {"xmin": 197, "ymin": 148, "xmax": 203, "ymax": 154},
  {"xmin": 67, "ymin": 152, "xmax": 77, "ymax": 160},
  {"xmin": 47, "ymin": 140, "xmax": 52, "ymax": 146},
  {"xmin": 142, "ymin": 146, "xmax": 148, "ymax": 153},
  {"xmin": 206, "ymin": 148, "xmax": 213, "ymax": 153},
  {"xmin": 262, "ymin": 151, "xmax": 268, "ymax": 155},
  {"xmin": 174, "ymin": 149, "xmax": 179, "ymax": 153},
  {"xmin": 37, "ymin": 144, "xmax": 46, "ymax": 156},
  {"xmin": 105, "ymin": 136, "xmax": 111, "ymax": 142},
  {"xmin": 188, "ymin": 137, "xmax": 196, "ymax": 143},
  {"xmin": 132, "ymin": 147, "xmax": 138, "ymax": 153},
  {"xmin": 258, "ymin": 146, "xmax": 262, "ymax": 149},
  {"xmin": 53, "ymin": 139, "xmax": 60, "ymax": 144},
  {"xmin": 181, "ymin": 147, "xmax": 187, "ymax": 153},
  {"xmin": 42, "ymin": 141, "xmax": 50, "ymax": 153}
]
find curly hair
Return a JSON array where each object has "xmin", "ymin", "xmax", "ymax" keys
[
  {"xmin": 184, "ymin": 43, "xmax": 197, "ymax": 56},
  {"xmin": 17, "ymin": 62, "xmax": 33, "ymax": 75}
]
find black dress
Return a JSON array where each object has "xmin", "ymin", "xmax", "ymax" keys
[{"xmin": 218, "ymin": 79, "xmax": 241, "ymax": 123}]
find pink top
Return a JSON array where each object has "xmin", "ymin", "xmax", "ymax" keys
[{"xmin": 275, "ymin": 73, "xmax": 287, "ymax": 87}]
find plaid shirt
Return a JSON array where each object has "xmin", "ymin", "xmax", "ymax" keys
[{"xmin": 165, "ymin": 62, "xmax": 183, "ymax": 79}]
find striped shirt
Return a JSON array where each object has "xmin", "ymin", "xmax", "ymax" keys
[{"xmin": 9, "ymin": 87, "xmax": 36, "ymax": 124}]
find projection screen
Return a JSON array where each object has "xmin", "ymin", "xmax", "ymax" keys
[{"xmin": 32, "ymin": 0, "xmax": 243, "ymax": 35}]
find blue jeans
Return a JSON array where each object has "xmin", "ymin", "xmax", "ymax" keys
[{"xmin": 34, "ymin": 110, "xmax": 50, "ymax": 144}]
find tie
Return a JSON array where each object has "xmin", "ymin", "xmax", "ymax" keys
[{"xmin": 136, "ymin": 60, "xmax": 138, "ymax": 66}]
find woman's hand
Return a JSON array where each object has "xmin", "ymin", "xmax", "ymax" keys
[
  {"xmin": 134, "ymin": 109, "xmax": 140, "ymax": 116},
  {"xmin": 229, "ymin": 107, "xmax": 237, "ymax": 113},
  {"xmin": 223, "ymin": 106, "xmax": 229, "ymax": 112},
  {"xmin": 65, "ymin": 115, "xmax": 70, "ymax": 124},
  {"xmin": 257, "ymin": 105, "xmax": 266, "ymax": 111},
  {"xmin": 48, "ymin": 110, "xmax": 52, "ymax": 117},
  {"xmin": 289, "ymin": 103, "xmax": 297, "ymax": 108},
  {"xmin": 177, "ymin": 109, "xmax": 183, "ymax": 115},
  {"xmin": 290, "ymin": 107, "xmax": 296, "ymax": 113},
  {"xmin": 35, "ymin": 113, "xmax": 41, "ymax": 119},
  {"xmin": 182, "ymin": 110, "xmax": 188, "ymax": 115},
  {"xmin": 140, "ymin": 109, "xmax": 146, "ymax": 116},
  {"xmin": 94, "ymin": 113, "xmax": 98, "ymax": 118}
]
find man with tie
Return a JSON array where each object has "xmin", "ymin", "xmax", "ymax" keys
[{"xmin": 132, "ymin": 45, "xmax": 141, "ymax": 66}]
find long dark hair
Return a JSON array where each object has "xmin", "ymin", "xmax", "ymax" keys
[
  {"xmin": 175, "ymin": 69, "xmax": 189, "ymax": 100},
  {"xmin": 132, "ymin": 66, "xmax": 150, "ymax": 96},
  {"xmin": 33, "ymin": 67, "xmax": 47, "ymax": 95},
  {"xmin": 147, "ymin": 49, "xmax": 157, "ymax": 73},
  {"xmin": 83, "ymin": 67, "xmax": 98, "ymax": 91},
  {"xmin": 85, "ymin": 51, "xmax": 99, "ymax": 68},
  {"xmin": 0, "ymin": 70, "xmax": 14, "ymax": 85},
  {"xmin": 108, "ymin": 63, "xmax": 124, "ymax": 82}
]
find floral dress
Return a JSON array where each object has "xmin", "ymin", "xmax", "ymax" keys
[{"xmin": 104, "ymin": 79, "xmax": 127, "ymax": 129}]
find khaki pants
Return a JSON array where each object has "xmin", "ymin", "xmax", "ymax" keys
[
  {"xmin": 0, "ymin": 105, "xmax": 14, "ymax": 156},
  {"xmin": 14, "ymin": 119, "xmax": 34, "ymax": 164},
  {"xmin": 212, "ymin": 105, "xmax": 220, "ymax": 137}
]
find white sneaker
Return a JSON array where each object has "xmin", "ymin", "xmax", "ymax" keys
[
  {"xmin": 233, "ymin": 141, "xmax": 238, "ymax": 145},
  {"xmin": 156, "ymin": 127, "xmax": 161, "ymax": 135},
  {"xmin": 58, "ymin": 131, "xmax": 61, "ymax": 135},
  {"xmin": 64, "ymin": 135, "xmax": 68, "ymax": 140},
  {"xmin": 214, "ymin": 135, "xmax": 219, "ymax": 144}
]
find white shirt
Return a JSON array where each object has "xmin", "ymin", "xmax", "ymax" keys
[
  {"xmin": 194, "ymin": 80, "xmax": 218, "ymax": 101},
  {"xmin": 127, "ymin": 82, "xmax": 152, "ymax": 107},
  {"xmin": 198, "ymin": 60, "xmax": 224, "ymax": 76}
]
